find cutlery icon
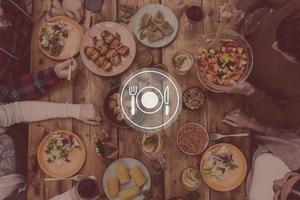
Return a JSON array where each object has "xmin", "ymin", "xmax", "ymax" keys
[
  {"xmin": 164, "ymin": 86, "xmax": 170, "ymax": 116},
  {"xmin": 129, "ymin": 85, "xmax": 138, "ymax": 116}
]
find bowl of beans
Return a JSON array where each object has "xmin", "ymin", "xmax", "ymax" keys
[{"xmin": 177, "ymin": 123, "xmax": 209, "ymax": 156}]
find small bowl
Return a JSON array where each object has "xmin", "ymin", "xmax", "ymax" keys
[
  {"xmin": 172, "ymin": 50, "xmax": 195, "ymax": 76},
  {"xmin": 177, "ymin": 123, "xmax": 209, "ymax": 156},
  {"xmin": 182, "ymin": 86, "xmax": 206, "ymax": 111},
  {"xmin": 152, "ymin": 64, "xmax": 168, "ymax": 80}
]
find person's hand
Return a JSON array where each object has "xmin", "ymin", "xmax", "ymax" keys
[
  {"xmin": 222, "ymin": 109, "xmax": 254, "ymax": 128},
  {"xmin": 79, "ymin": 104, "xmax": 102, "ymax": 125},
  {"xmin": 54, "ymin": 59, "xmax": 78, "ymax": 79},
  {"xmin": 62, "ymin": 0, "xmax": 84, "ymax": 22},
  {"xmin": 224, "ymin": 81, "xmax": 256, "ymax": 96},
  {"xmin": 222, "ymin": 109, "xmax": 266, "ymax": 133},
  {"xmin": 219, "ymin": 2, "xmax": 245, "ymax": 25}
]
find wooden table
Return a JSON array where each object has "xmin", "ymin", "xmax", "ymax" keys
[{"xmin": 28, "ymin": 0, "xmax": 251, "ymax": 199}]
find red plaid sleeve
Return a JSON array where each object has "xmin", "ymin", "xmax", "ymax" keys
[{"xmin": 0, "ymin": 67, "xmax": 60, "ymax": 102}]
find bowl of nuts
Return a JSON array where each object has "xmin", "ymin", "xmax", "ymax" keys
[{"xmin": 177, "ymin": 123, "xmax": 209, "ymax": 156}]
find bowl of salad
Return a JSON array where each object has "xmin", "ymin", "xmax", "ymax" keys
[{"xmin": 196, "ymin": 30, "xmax": 253, "ymax": 92}]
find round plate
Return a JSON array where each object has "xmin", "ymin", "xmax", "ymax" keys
[
  {"xmin": 103, "ymin": 158, "xmax": 151, "ymax": 200},
  {"xmin": 38, "ymin": 16, "xmax": 83, "ymax": 60},
  {"xmin": 37, "ymin": 130, "xmax": 86, "ymax": 178},
  {"xmin": 103, "ymin": 86, "xmax": 144, "ymax": 128},
  {"xmin": 200, "ymin": 143, "xmax": 247, "ymax": 192},
  {"xmin": 132, "ymin": 4, "xmax": 178, "ymax": 48},
  {"xmin": 80, "ymin": 22, "xmax": 136, "ymax": 77},
  {"xmin": 177, "ymin": 123, "xmax": 209, "ymax": 156}
]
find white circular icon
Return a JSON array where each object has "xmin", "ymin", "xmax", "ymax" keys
[
  {"xmin": 136, "ymin": 86, "xmax": 163, "ymax": 115},
  {"xmin": 119, "ymin": 68, "xmax": 182, "ymax": 133},
  {"xmin": 141, "ymin": 91, "xmax": 158, "ymax": 109}
]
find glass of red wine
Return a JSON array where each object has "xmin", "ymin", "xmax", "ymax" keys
[
  {"xmin": 185, "ymin": 5, "xmax": 205, "ymax": 30},
  {"xmin": 75, "ymin": 178, "xmax": 100, "ymax": 200}
]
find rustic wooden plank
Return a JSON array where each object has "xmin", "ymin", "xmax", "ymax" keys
[
  {"xmin": 28, "ymin": 0, "xmax": 75, "ymax": 199},
  {"xmin": 160, "ymin": 0, "xmax": 210, "ymax": 199},
  {"xmin": 116, "ymin": 0, "xmax": 164, "ymax": 199},
  {"xmin": 72, "ymin": 0, "xmax": 118, "ymax": 197},
  {"xmin": 202, "ymin": 0, "xmax": 251, "ymax": 199}
]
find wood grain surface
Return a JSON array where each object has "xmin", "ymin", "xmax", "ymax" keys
[{"xmin": 29, "ymin": 0, "xmax": 251, "ymax": 199}]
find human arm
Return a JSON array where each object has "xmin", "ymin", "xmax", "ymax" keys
[
  {"xmin": 222, "ymin": 109, "xmax": 267, "ymax": 133},
  {"xmin": 225, "ymin": 81, "xmax": 300, "ymax": 129},
  {"xmin": 61, "ymin": 0, "xmax": 84, "ymax": 22},
  {"xmin": 0, "ymin": 101, "xmax": 102, "ymax": 128},
  {"xmin": 0, "ymin": 59, "xmax": 78, "ymax": 102}
]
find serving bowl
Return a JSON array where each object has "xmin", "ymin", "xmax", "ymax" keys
[{"xmin": 196, "ymin": 30, "xmax": 253, "ymax": 92}]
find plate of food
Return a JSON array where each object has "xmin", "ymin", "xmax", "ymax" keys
[
  {"xmin": 197, "ymin": 30, "xmax": 253, "ymax": 92},
  {"xmin": 183, "ymin": 87, "xmax": 206, "ymax": 111},
  {"xmin": 103, "ymin": 158, "xmax": 151, "ymax": 200},
  {"xmin": 103, "ymin": 86, "xmax": 144, "ymax": 128},
  {"xmin": 132, "ymin": 4, "xmax": 178, "ymax": 48},
  {"xmin": 37, "ymin": 130, "xmax": 86, "ymax": 178},
  {"xmin": 177, "ymin": 123, "xmax": 209, "ymax": 156},
  {"xmin": 200, "ymin": 143, "xmax": 247, "ymax": 191},
  {"xmin": 80, "ymin": 22, "xmax": 136, "ymax": 76},
  {"xmin": 38, "ymin": 16, "xmax": 83, "ymax": 60}
]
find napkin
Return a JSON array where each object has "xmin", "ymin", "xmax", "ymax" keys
[{"xmin": 49, "ymin": 189, "xmax": 75, "ymax": 200}]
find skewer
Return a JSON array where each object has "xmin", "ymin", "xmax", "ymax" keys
[{"xmin": 68, "ymin": 50, "xmax": 75, "ymax": 81}]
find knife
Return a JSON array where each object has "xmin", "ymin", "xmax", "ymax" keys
[{"xmin": 164, "ymin": 86, "xmax": 170, "ymax": 116}]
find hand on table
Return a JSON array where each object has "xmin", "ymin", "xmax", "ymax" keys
[
  {"xmin": 225, "ymin": 81, "xmax": 256, "ymax": 96},
  {"xmin": 54, "ymin": 59, "xmax": 78, "ymax": 80},
  {"xmin": 223, "ymin": 109, "xmax": 266, "ymax": 133},
  {"xmin": 79, "ymin": 104, "xmax": 102, "ymax": 125},
  {"xmin": 222, "ymin": 109, "xmax": 253, "ymax": 128},
  {"xmin": 62, "ymin": 0, "xmax": 84, "ymax": 22}
]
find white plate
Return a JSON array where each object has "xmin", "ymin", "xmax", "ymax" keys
[
  {"xmin": 132, "ymin": 4, "xmax": 179, "ymax": 48},
  {"xmin": 80, "ymin": 22, "xmax": 136, "ymax": 77},
  {"xmin": 103, "ymin": 158, "xmax": 151, "ymax": 200}
]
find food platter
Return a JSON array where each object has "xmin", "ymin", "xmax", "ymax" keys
[
  {"xmin": 103, "ymin": 158, "xmax": 151, "ymax": 200},
  {"xmin": 80, "ymin": 22, "xmax": 136, "ymax": 77},
  {"xmin": 38, "ymin": 16, "xmax": 83, "ymax": 60},
  {"xmin": 200, "ymin": 143, "xmax": 247, "ymax": 191},
  {"xmin": 132, "ymin": 4, "xmax": 178, "ymax": 48},
  {"xmin": 37, "ymin": 130, "xmax": 86, "ymax": 178}
]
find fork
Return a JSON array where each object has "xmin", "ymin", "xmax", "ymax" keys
[
  {"xmin": 44, "ymin": 175, "xmax": 86, "ymax": 182},
  {"xmin": 209, "ymin": 133, "xmax": 249, "ymax": 141},
  {"xmin": 129, "ymin": 85, "xmax": 138, "ymax": 116}
]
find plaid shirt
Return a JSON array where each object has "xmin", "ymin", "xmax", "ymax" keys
[
  {"xmin": 0, "ymin": 0, "xmax": 60, "ymax": 103},
  {"xmin": 0, "ymin": 67, "xmax": 59, "ymax": 102}
]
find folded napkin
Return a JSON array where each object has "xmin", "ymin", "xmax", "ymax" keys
[
  {"xmin": 49, "ymin": 189, "xmax": 75, "ymax": 200},
  {"xmin": 0, "ymin": 174, "xmax": 25, "ymax": 200}
]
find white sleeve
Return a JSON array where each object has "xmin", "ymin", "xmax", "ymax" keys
[{"xmin": 0, "ymin": 101, "xmax": 82, "ymax": 128}]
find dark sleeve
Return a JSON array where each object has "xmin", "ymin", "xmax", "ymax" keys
[
  {"xmin": 0, "ymin": 68, "xmax": 59, "ymax": 102},
  {"xmin": 247, "ymin": 88, "xmax": 300, "ymax": 129}
]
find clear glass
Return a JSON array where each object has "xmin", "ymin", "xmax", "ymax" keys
[
  {"xmin": 196, "ymin": 30, "xmax": 254, "ymax": 92},
  {"xmin": 140, "ymin": 133, "xmax": 167, "ymax": 170}
]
